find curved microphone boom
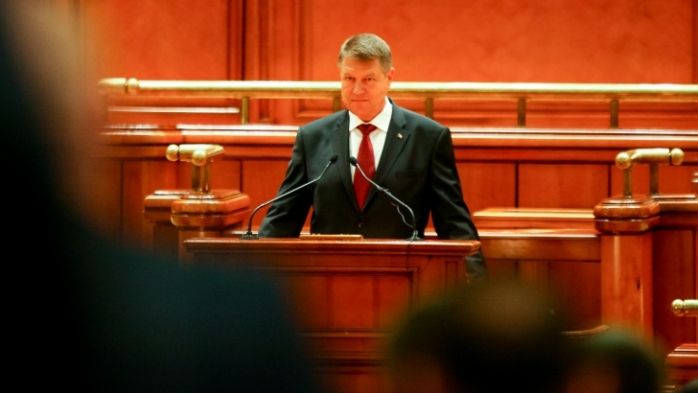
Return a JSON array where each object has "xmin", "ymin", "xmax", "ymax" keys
[
  {"xmin": 241, "ymin": 154, "xmax": 338, "ymax": 239},
  {"xmin": 349, "ymin": 156, "xmax": 421, "ymax": 241}
]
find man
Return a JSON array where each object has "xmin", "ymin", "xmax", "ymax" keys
[{"xmin": 259, "ymin": 33, "xmax": 486, "ymax": 281}]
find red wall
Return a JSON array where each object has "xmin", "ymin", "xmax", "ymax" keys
[{"xmin": 77, "ymin": 0, "xmax": 697, "ymax": 126}]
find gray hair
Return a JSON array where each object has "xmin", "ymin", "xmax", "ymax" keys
[{"xmin": 338, "ymin": 33, "xmax": 392, "ymax": 73}]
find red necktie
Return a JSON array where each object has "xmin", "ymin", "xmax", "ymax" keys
[{"xmin": 354, "ymin": 123, "xmax": 377, "ymax": 209}]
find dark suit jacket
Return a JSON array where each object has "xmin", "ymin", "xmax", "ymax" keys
[{"xmin": 259, "ymin": 101, "xmax": 487, "ymax": 280}]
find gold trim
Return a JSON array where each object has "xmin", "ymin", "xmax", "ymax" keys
[
  {"xmin": 671, "ymin": 299, "xmax": 698, "ymax": 317},
  {"xmin": 165, "ymin": 144, "xmax": 225, "ymax": 193},
  {"xmin": 98, "ymin": 78, "xmax": 698, "ymax": 102},
  {"xmin": 615, "ymin": 148, "xmax": 684, "ymax": 198}
]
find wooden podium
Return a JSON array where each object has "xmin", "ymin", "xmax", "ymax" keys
[{"xmin": 184, "ymin": 237, "xmax": 480, "ymax": 393}]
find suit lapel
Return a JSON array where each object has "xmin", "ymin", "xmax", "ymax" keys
[
  {"xmin": 366, "ymin": 103, "xmax": 411, "ymax": 206},
  {"xmin": 330, "ymin": 111, "xmax": 361, "ymax": 211}
]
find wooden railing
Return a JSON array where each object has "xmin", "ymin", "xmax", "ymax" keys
[{"xmin": 98, "ymin": 78, "xmax": 698, "ymax": 127}]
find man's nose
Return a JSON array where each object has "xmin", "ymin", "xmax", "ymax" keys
[{"xmin": 353, "ymin": 80, "xmax": 364, "ymax": 94}]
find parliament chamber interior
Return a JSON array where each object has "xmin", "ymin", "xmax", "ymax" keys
[{"xmin": 17, "ymin": 1, "xmax": 698, "ymax": 392}]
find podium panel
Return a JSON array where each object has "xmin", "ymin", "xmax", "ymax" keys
[{"xmin": 185, "ymin": 237, "xmax": 480, "ymax": 393}]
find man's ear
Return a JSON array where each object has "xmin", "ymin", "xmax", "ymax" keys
[{"xmin": 387, "ymin": 67, "xmax": 396, "ymax": 83}]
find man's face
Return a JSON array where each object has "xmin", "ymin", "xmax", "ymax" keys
[{"xmin": 340, "ymin": 56, "xmax": 395, "ymax": 122}]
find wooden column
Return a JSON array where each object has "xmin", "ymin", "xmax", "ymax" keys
[
  {"xmin": 594, "ymin": 197, "xmax": 659, "ymax": 335},
  {"xmin": 144, "ymin": 190, "xmax": 190, "ymax": 259},
  {"xmin": 171, "ymin": 190, "xmax": 250, "ymax": 262},
  {"xmin": 144, "ymin": 144, "xmax": 252, "ymax": 262}
]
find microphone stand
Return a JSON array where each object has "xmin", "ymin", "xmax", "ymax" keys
[
  {"xmin": 240, "ymin": 155, "xmax": 338, "ymax": 240},
  {"xmin": 350, "ymin": 157, "xmax": 422, "ymax": 241}
]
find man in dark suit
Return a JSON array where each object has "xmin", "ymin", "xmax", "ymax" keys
[{"xmin": 259, "ymin": 33, "xmax": 486, "ymax": 281}]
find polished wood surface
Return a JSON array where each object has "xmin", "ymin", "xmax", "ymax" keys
[
  {"xmin": 476, "ymin": 203, "xmax": 697, "ymax": 357},
  {"xmin": 143, "ymin": 190, "xmax": 190, "ymax": 259},
  {"xmin": 599, "ymin": 233, "xmax": 654, "ymax": 333},
  {"xmin": 666, "ymin": 344, "xmax": 698, "ymax": 390},
  {"xmin": 97, "ymin": 125, "xmax": 697, "ymax": 251},
  {"xmin": 184, "ymin": 237, "xmax": 479, "ymax": 393},
  {"xmin": 594, "ymin": 194, "xmax": 697, "ymax": 352},
  {"xmin": 475, "ymin": 208, "xmax": 601, "ymax": 329},
  {"xmin": 474, "ymin": 208, "xmax": 595, "ymax": 229},
  {"xmin": 76, "ymin": 0, "xmax": 698, "ymax": 127},
  {"xmin": 102, "ymin": 124, "xmax": 696, "ymax": 357}
]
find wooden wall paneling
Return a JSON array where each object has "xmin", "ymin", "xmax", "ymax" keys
[
  {"xmin": 241, "ymin": 0, "xmax": 276, "ymax": 124},
  {"xmin": 610, "ymin": 164, "xmax": 698, "ymax": 198},
  {"xmin": 84, "ymin": 0, "xmax": 231, "ymax": 80},
  {"xmin": 285, "ymin": 275, "xmax": 331, "ymax": 328},
  {"xmin": 273, "ymin": 0, "xmax": 697, "ymax": 125},
  {"xmin": 176, "ymin": 161, "xmax": 192, "ymax": 191},
  {"xmin": 83, "ymin": 0, "xmax": 243, "ymax": 127},
  {"xmin": 517, "ymin": 260, "xmax": 550, "ymax": 286},
  {"xmin": 213, "ymin": 159, "xmax": 242, "ymax": 190},
  {"xmin": 241, "ymin": 159, "xmax": 292, "ymax": 227},
  {"xmin": 172, "ymin": 159, "xmax": 240, "ymax": 190},
  {"xmin": 618, "ymin": 102, "xmax": 698, "ymax": 130},
  {"xmin": 600, "ymin": 233, "xmax": 655, "ymax": 334},
  {"xmin": 283, "ymin": 270, "xmax": 413, "ymax": 333},
  {"xmin": 173, "ymin": 159, "xmax": 242, "ymax": 192},
  {"xmin": 657, "ymin": 165, "xmax": 698, "ymax": 195},
  {"xmin": 547, "ymin": 261, "xmax": 602, "ymax": 329},
  {"xmin": 228, "ymin": 0, "xmax": 244, "ymax": 80},
  {"xmin": 90, "ymin": 159, "xmax": 123, "ymax": 242},
  {"xmin": 486, "ymin": 259, "xmax": 518, "ymax": 278},
  {"xmin": 375, "ymin": 275, "xmax": 413, "ymax": 328},
  {"xmin": 524, "ymin": 102, "xmax": 611, "ymax": 130},
  {"xmin": 121, "ymin": 160, "xmax": 179, "ymax": 249},
  {"xmin": 331, "ymin": 275, "xmax": 375, "ymax": 328},
  {"xmin": 518, "ymin": 164, "xmax": 609, "ymax": 208},
  {"xmin": 266, "ymin": 0, "xmax": 301, "ymax": 125},
  {"xmin": 300, "ymin": 0, "xmax": 695, "ymax": 83},
  {"xmin": 478, "ymin": 228, "xmax": 601, "ymax": 330},
  {"xmin": 105, "ymin": 104, "xmax": 243, "ymax": 127},
  {"xmin": 430, "ymin": 101, "xmax": 517, "ymax": 128},
  {"xmin": 653, "ymin": 229, "xmax": 697, "ymax": 354},
  {"xmin": 610, "ymin": 164, "xmax": 650, "ymax": 198},
  {"xmin": 695, "ymin": 0, "xmax": 698, "ymax": 83},
  {"xmin": 457, "ymin": 163, "xmax": 516, "ymax": 213},
  {"xmin": 83, "ymin": 1, "xmax": 696, "ymax": 126}
]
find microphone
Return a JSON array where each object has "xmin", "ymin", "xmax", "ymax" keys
[
  {"xmin": 349, "ymin": 156, "xmax": 422, "ymax": 241},
  {"xmin": 240, "ymin": 154, "xmax": 339, "ymax": 239}
]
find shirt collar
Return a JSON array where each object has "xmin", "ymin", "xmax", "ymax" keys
[{"xmin": 348, "ymin": 97, "xmax": 392, "ymax": 132}]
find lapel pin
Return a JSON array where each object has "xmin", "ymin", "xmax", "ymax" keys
[{"xmin": 398, "ymin": 133, "xmax": 403, "ymax": 139}]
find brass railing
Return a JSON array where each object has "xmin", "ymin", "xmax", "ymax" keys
[{"xmin": 98, "ymin": 77, "xmax": 698, "ymax": 126}]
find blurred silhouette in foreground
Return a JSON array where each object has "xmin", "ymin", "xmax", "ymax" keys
[
  {"xmin": 564, "ymin": 328, "xmax": 665, "ymax": 393},
  {"xmin": 2, "ymin": 3, "xmax": 317, "ymax": 392},
  {"xmin": 387, "ymin": 279, "xmax": 572, "ymax": 393},
  {"xmin": 679, "ymin": 379, "xmax": 698, "ymax": 393}
]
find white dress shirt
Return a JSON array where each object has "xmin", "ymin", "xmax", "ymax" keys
[{"xmin": 348, "ymin": 97, "xmax": 393, "ymax": 181}]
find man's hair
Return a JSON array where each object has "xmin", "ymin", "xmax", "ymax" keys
[
  {"xmin": 338, "ymin": 33, "xmax": 392, "ymax": 73},
  {"xmin": 388, "ymin": 279, "xmax": 573, "ymax": 393}
]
